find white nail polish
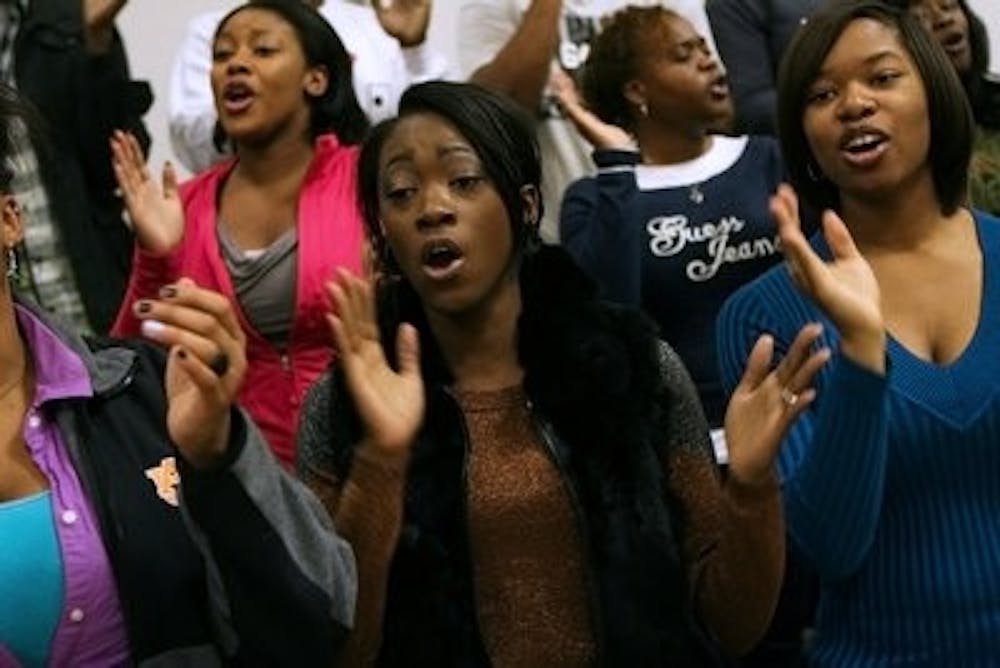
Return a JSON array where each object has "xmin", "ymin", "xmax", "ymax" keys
[{"xmin": 141, "ymin": 319, "xmax": 165, "ymax": 339}]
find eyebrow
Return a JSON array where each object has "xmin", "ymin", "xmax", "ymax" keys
[
  {"xmin": 816, "ymin": 49, "xmax": 905, "ymax": 78},
  {"xmin": 383, "ymin": 143, "xmax": 477, "ymax": 169}
]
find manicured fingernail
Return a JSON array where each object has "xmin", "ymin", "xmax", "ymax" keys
[
  {"xmin": 134, "ymin": 300, "xmax": 152, "ymax": 314},
  {"xmin": 140, "ymin": 319, "xmax": 165, "ymax": 339},
  {"xmin": 159, "ymin": 285, "xmax": 177, "ymax": 298}
]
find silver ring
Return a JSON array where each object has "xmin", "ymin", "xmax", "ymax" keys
[{"xmin": 780, "ymin": 387, "xmax": 799, "ymax": 407}]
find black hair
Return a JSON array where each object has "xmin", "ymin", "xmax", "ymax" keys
[
  {"xmin": 213, "ymin": 0, "xmax": 369, "ymax": 148},
  {"xmin": 777, "ymin": 0, "xmax": 974, "ymax": 214},
  {"xmin": 581, "ymin": 6, "xmax": 682, "ymax": 131},
  {"xmin": 358, "ymin": 81, "xmax": 543, "ymax": 274}
]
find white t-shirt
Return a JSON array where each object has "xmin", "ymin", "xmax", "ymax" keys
[
  {"xmin": 169, "ymin": 1, "xmax": 453, "ymax": 173},
  {"xmin": 458, "ymin": 0, "xmax": 717, "ymax": 241}
]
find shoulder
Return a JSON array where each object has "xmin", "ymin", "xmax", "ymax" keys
[
  {"xmin": 296, "ymin": 369, "xmax": 360, "ymax": 479},
  {"xmin": 180, "ymin": 160, "xmax": 231, "ymax": 201}
]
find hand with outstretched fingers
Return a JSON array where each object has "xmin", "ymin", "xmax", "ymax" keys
[
  {"xmin": 131, "ymin": 278, "xmax": 248, "ymax": 470},
  {"xmin": 111, "ymin": 130, "xmax": 184, "ymax": 258},
  {"xmin": 326, "ymin": 269, "xmax": 424, "ymax": 458},
  {"xmin": 373, "ymin": 0, "xmax": 431, "ymax": 48},
  {"xmin": 725, "ymin": 323, "xmax": 830, "ymax": 486},
  {"xmin": 772, "ymin": 184, "xmax": 886, "ymax": 372}
]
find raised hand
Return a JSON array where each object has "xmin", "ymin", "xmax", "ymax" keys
[
  {"xmin": 372, "ymin": 0, "xmax": 431, "ymax": 48},
  {"xmin": 326, "ymin": 270, "xmax": 424, "ymax": 456},
  {"xmin": 83, "ymin": 0, "xmax": 128, "ymax": 52},
  {"xmin": 130, "ymin": 278, "xmax": 247, "ymax": 469},
  {"xmin": 111, "ymin": 130, "xmax": 185, "ymax": 258},
  {"xmin": 549, "ymin": 67, "xmax": 632, "ymax": 150},
  {"xmin": 725, "ymin": 324, "xmax": 830, "ymax": 486},
  {"xmin": 772, "ymin": 184, "xmax": 886, "ymax": 372}
]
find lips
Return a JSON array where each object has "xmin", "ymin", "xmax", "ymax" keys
[
  {"xmin": 939, "ymin": 30, "xmax": 968, "ymax": 60},
  {"xmin": 419, "ymin": 238, "xmax": 465, "ymax": 281},
  {"xmin": 838, "ymin": 127, "xmax": 890, "ymax": 168},
  {"xmin": 708, "ymin": 74, "xmax": 729, "ymax": 100},
  {"xmin": 221, "ymin": 81, "xmax": 256, "ymax": 114}
]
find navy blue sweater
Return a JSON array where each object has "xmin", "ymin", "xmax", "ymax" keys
[
  {"xmin": 561, "ymin": 136, "xmax": 783, "ymax": 426},
  {"xmin": 717, "ymin": 210, "xmax": 1000, "ymax": 666}
]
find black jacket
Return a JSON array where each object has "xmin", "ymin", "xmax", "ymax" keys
[
  {"xmin": 15, "ymin": 0, "xmax": 151, "ymax": 332},
  {"xmin": 21, "ymin": 299, "xmax": 357, "ymax": 666},
  {"xmin": 299, "ymin": 247, "xmax": 728, "ymax": 666}
]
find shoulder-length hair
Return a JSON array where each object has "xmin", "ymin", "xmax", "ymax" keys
[{"xmin": 776, "ymin": 0, "xmax": 974, "ymax": 214}]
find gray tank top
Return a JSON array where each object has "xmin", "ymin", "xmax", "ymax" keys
[{"xmin": 218, "ymin": 223, "xmax": 298, "ymax": 349}]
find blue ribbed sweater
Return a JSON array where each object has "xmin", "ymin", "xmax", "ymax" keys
[{"xmin": 716, "ymin": 210, "xmax": 1000, "ymax": 666}]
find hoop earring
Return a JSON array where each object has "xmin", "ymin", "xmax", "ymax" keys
[{"xmin": 4, "ymin": 245, "xmax": 17, "ymax": 280}]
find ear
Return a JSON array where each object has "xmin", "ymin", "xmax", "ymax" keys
[
  {"xmin": 622, "ymin": 79, "xmax": 646, "ymax": 112},
  {"xmin": 303, "ymin": 65, "xmax": 329, "ymax": 99},
  {"xmin": 519, "ymin": 184, "xmax": 541, "ymax": 228},
  {"xmin": 1, "ymin": 195, "xmax": 22, "ymax": 249}
]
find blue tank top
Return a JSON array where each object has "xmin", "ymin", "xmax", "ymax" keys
[{"xmin": 0, "ymin": 490, "xmax": 64, "ymax": 668}]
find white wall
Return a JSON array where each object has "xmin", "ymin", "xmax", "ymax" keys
[{"xmin": 120, "ymin": 0, "xmax": 996, "ymax": 176}]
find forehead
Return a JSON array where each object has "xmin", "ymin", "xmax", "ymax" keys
[
  {"xmin": 638, "ymin": 12, "xmax": 696, "ymax": 49},
  {"xmin": 216, "ymin": 8, "xmax": 296, "ymax": 41},
  {"xmin": 818, "ymin": 18, "xmax": 912, "ymax": 75},
  {"xmin": 380, "ymin": 113, "xmax": 478, "ymax": 166}
]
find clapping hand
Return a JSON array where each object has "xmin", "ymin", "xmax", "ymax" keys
[
  {"xmin": 373, "ymin": 0, "xmax": 431, "ymax": 48},
  {"xmin": 132, "ymin": 278, "xmax": 248, "ymax": 470},
  {"xmin": 772, "ymin": 184, "xmax": 886, "ymax": 372},
  {"xmin": 326, "ymin": 270, "xmax": 424, "ymax": 458},
  {"xmin": 111, "ymin": 130, "xmax": 185, "ymax": 258},
  {"xmin": 725, "ymin": 324, "xmax": 830, "ymax": 486}
]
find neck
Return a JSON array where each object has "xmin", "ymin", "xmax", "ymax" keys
[
  {"xmin": 0, "ymin": 297, "xmax": 28, "ymax": 399},
  {"xmin": 425, "ymin": 278, "xmax": 524, "ymax": 393},
  {"xmin": 840, "ymin": 171, "xmax": 951, "ymax": 252},
  {"xmin": 232, "ymin": 131, "xmax": 315, "ymax": 186},
  {"xmin": 635, "ymin": 121, "xmax": 712, "ymax": 165}
]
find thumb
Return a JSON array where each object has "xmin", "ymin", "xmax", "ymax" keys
[
  {"xmin": 736, "ymin": 334, "xmax": 774, "ymax": 393},
  {"xmin": 162, "ymin": 160, "xmax": 179, "ymax": 199},
  {"xmin": 395, "ymin": 323, "xmax": 421, "ymax": 377},
  {"xmin": 823, "ymin": 209, "xmax": 859, "ymax": 260}
]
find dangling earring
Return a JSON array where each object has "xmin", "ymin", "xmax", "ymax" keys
[
  {"xmin": 4, "ymin": 245, "xmax": 17, "ymax": 280},
  {"xmin": 638, "ymin": 102, "xmax": 649, "ymax": 118},
  {"xmin": 806, "ymin": 160, "xmax": 825, "ymax": 182}
]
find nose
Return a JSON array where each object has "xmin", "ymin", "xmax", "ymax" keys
[
  {"xmin": 835, "ymin": 81, "xmax": 876, "ymax": 122},
  {"xmin": 224, "ymin": 47, "xmax": 250, "ymax": 75},
  {"xmin": 416, "ymin": 183, "xmax": 456, "ymax": 230},
  {"xmin": 696, "ymin": 46, "xmax": 718, "ymax": 73}
]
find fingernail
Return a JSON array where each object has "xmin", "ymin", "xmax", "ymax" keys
[
  {"xmin": 134, "ymin": 300, "xmax": 152, "ymax": 314},
  {"xmin": 140, "ymin": 319, "xmax": 165, "ymax": 339},
  {"xmin": 159, "ymin": 285, "xmax": 177, "ymax": 299}
]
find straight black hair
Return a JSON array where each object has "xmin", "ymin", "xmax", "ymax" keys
[{"xmin": 776, "ymin": 0, "xmax": 974, "ymax": 214}]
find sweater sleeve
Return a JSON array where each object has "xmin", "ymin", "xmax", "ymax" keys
[
  {"xmin": 707, "ymin": 0, "xmax": 778, "ymax": 135},
  {"xmin": 178, "ymin": 408, "xmax": 357, "ymax": 664},
  {"xmin": 559, "ymin": 150, "xmax": 644, "ymax": 305},
  {"xmin": 656, "ymin": 343, "xmax": 784, "ymax": 656},
  {"xmin": 110, "ymin": 246, "xmax": 176, "ymax": 337},
  {"xmin": 715, "ymin": 283, "xmax": 890, "ymax": 582},
  {"xmin": 297, "ymin": 374, "xmax": 408, "ymax": 667}
]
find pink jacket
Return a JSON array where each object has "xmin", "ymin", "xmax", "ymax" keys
[{"xmin": 112, "ymin": 134, "xmax": 364, "ymax": 466}]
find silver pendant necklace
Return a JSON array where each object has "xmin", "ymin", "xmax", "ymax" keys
[{"xmin": 689, "ymin": 184, "xmax": 705, "ymax": 204}]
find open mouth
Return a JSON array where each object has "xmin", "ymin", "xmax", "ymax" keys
[
  {"xmin": 708, "ymin": 75, "xmax": 729, "ymax": 100},
  {"xmin": 222, "ymin": 81, "xmax": 255, "ymax": 114},
  {"xmin": 839, "ymin": 129, "xmax": 889, "ymax": 167},
  {"xmin": 939, "ymin": 31, "xmax": 968, "ymax": 58},
  {"xmin": 420, "ymin": 238, "xmax": 465, "ymax": 280}
]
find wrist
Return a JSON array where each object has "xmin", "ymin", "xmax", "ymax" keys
[
  {"xmin": 840, "ymin": 327, "xmax": 887, "ymax": 375},
  {"xmin": 181, "ymin": 411, "xmax": 232, "ymax": 471}
]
